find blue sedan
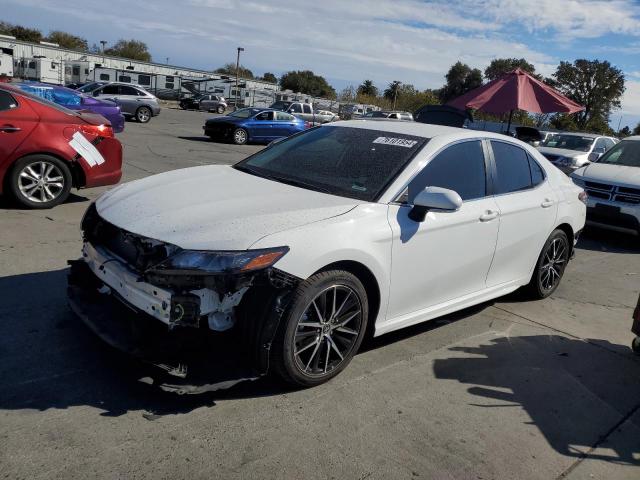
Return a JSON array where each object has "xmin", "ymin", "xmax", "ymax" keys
[{"xmin": 203, "ymin": 108, "xmax": 309, "ymax": 145}]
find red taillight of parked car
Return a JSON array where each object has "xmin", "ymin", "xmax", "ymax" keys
[
  {"xmin": 578, "ymin": 190, "xmax": 588, "ymax": 205},
  {"xmin": 64, "ymin": 124, "xmax": 114, "ymax": 140}
]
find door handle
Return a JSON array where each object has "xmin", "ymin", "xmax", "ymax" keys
[
  {"xmin": 0, "ymin": 125, "xmax": 21, "ymax": 132},
  {"xmin": 479, "ymin": 210, "xmax": 499, "ymax": 222},
  {"xmin": 541, "ymin": 198, "xmax": 554, "ymax": 208}
]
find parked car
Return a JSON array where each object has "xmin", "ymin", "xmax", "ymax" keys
[
  {"xmin": 270, "ymin": 101, "xmax": 336, "ymax": 125},
  {"xmin": 78, "ymin": 82, "xmax": 161, "ymax": 123},
  {"xmin": 537, "ymin": 132, "xmax": 618, "ymax": 174},
  {"xmin": 364, "ymin": 110, "xmax": 414, "ymax": 121},
  {"xmin": 66, "ymin": 82, "xmax": 90, "ymax": 90},
  {"xmin": 0, "ymin": 84, "xmax": 122, "ymax": 208},
  {"xmin": 571, "ymin": 136, "xmax": 640, "ymax": 236},
  {"xmin": 15, "ymin": 83, "xmax": 125, "ymax": 133},
  {"xmin": 203, "ymin": 107, "xmax": 309, "ymax": 144},
  {"xmin": 68, "ymin": 120, "xmax": 585, "ymax": 392},
  {"xmin": 179, "ymin": 94, "xmax": 227, "ymax": 114}
]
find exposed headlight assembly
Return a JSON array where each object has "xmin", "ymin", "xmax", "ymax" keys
[{"xmin": 149, "ymin": 247, "xmax": 289, "ymax": 275}]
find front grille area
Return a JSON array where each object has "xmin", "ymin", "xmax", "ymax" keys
[
  {"xmin": 584, "ymin": 180, "xmax": 640, "ymax": 205},
  {"xmin": 81, "ymin": 204, "xmax": 176, "ymax": 272}
]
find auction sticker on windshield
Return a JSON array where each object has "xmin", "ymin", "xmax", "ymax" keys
[{"xmin": 373, "ymin": 137, "xmax": 418, "ymax": 148}]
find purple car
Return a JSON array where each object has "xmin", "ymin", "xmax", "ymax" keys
[{"xmin": 15, "ymin": 83, "xmax": 125, "ymax": 133}]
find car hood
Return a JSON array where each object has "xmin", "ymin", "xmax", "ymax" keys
[
  {"xmin": 537, "ymin": 146, "xmax": 589, "ymax": 158},
  {"xmin": 575, "ymin": 162, "xmax": 640, "ymax": 188},
  {"xmin": 96, "ymin": 165, "xmax": 360, "ymax": 250}
]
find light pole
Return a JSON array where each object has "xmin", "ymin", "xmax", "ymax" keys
[
  {"xmin": 100, "ymin": 40, "xmax": 107, "ymax": 63},
  {"xmin": 235, "ymin": 47, "xmax": 244, "ymax": 108}
]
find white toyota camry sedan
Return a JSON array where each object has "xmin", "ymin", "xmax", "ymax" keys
[{"xmin": 68, "ymin": 120, "xmax": 587, "ymax": 391}]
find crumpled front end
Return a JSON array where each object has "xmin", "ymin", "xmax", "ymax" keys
[{"xmin": 67, "ymin": 204, "xmax": 299, "ymax": 394}]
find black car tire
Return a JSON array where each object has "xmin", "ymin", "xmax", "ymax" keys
[
  {"xmin": 524, "ymin": 229, "xmax": 570, "ymax": 299},
  {"xmin": 272, "ymin": 270, "xmax": 369, "ymax": 387},
  {"xmin": 217, "ymin": 105, "xmax": 225, "ymax": 114},
  {"xmin": 232, "ymin": 128, "xmax": 249, "ymax": 145},
  {"xmin": 179, "ymin": 102, "xmax": 187, "ymax": 110},
  {"xmin": 136, "ymin": 106, "xmax": 152, "ymax": 123},
  {"xmin": 7, "ymin": 154, "xmax": 72, "ymax": 209}
]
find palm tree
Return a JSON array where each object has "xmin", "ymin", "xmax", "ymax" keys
[
  {"xmin": 357, "ymin": 80, "xmax": 378, "ymax": 97},
  {"xmin": 384, "ymin": 81, "xmax": 402, "ymax": 108}
]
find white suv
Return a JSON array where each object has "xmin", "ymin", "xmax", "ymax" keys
[
  {"xmin": 537, "ymin": 132, "xmax": 618, "ymax": 174},
  {"xmin": 571, "ymin": 136, "xmax": 640, "ymax": 235}
]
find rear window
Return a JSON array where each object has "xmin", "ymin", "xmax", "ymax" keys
[
  {"xmin": 8, "ymin": 88, "xmax": 77, "ymax": 115},
  {"xmin": 235, "ymin": 126, "xmax": 427, "ymax": 201}
]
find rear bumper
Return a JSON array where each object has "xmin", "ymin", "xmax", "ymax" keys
[
  {"xmin": 67, "ymin": 260, "xmax": 263, "ymax": 394},
  {"xmin": 586, "ymin": 197, "xmax": 640, "ymax": 235},
  {"xmin": 79, "ymin": 136, "xmax": 123, "ymax": 189}
]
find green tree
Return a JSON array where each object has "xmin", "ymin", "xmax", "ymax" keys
[
  {"xmin": 215, "ymin": 63, "xmax": 254, "ymax": 79},
  {"xmin": 552, "ymin": 59, "xmax": 625, "ymax": 130},
  {"xmin": 105, "ymin": 39, "xmax": 152, "ymax": 62},
  {"xmin": 45, "ymin": 31, "xmax": 88, "ymax": 51},
  {"xmin": 338, "ymin": 85, "xmax": 356, "ymax": 103},
  {"xmin": 261, "ymin": 72, "xmax": 277, "ymax": 83},
  {"xmin": 357, "ymin": 80, "xmax": 378, "ymax": 97},
  {"xmin": 439, "ymin": 62, "xmax": 483, "ymax": 103},
  {"xmin": 0, "ymin": 21, "xmax": 42, "ymax": 42},
  {"xmin": 484, "ymin": 58, "xmax": 536, "ymax": 81},
  {"xmin": 383, "ymin": 81, "xmax": 402, "ymax": 102},
  {"xmin": 618, "ymin": 126, "xmax": 632, "ymax": 138},
  {"xmin": 279, "ymin": 70, "xmax": 336, "ymax": 98}
]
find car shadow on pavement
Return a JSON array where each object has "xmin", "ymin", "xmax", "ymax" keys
[
  {"xmin": 0, "ymin": 268, "xmax": 287, "ymax": 419},
  {"xmin": 576, "ymin": 227, "xmax": 640, "ymax": 254},
  {"xmin": 177, "ymin": 136, "xmax": 213, "ymax": 143},
  {"xmin": 433, "ymin": 335, "xmax": 640, "ymax": 467},
  {"xmin": 0, "ymin": 192, "xmax": 89, "ymax": 210}
]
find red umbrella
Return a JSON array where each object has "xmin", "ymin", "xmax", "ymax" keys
[{"xmin": 447, "ymin": 68, "xmax": 584, "ymax": 132}]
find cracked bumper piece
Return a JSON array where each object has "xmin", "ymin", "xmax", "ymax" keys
[{"xmin": 67, "ymin": 260, "xmax": 268, "ymax": 394}]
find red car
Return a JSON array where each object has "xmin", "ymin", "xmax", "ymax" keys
[{"xmin": 0, "ymin": 84, "xmax": 122, "ymax": 208}]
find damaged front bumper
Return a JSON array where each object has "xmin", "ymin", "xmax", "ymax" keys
[{"xmin": 67, "ymin": 244, "xmax": 298, "ymax": 394}]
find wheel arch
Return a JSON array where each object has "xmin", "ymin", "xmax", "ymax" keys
[
  {"xmin": 314, "ymin": 260, "xmax": 381, "ymax": 338},
  {"xmin": 2, "ymin": 151, "xmax": 84, "ymax": 194},
  {"xmin": 555, "ymin": 222, "xmax": 575, "ymax": 252}
]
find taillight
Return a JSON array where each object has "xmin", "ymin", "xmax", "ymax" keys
[
  {"xmin": 578, "ymin": 190, "xmax": 588, "ymax": 205},
  {"xmin": 64, "ymin": 124, "xmax": 114, "ymax": 140}
]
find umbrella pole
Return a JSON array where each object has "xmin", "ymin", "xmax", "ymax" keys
[{"xmin": 506, "ymin": 109, "xmax": 514, "ymax": 135}]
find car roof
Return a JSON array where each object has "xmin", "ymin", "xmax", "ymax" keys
[
  {"xmin": 333, "ymin": 119, "xmax": 513, "ymax": 140},
  {"xmin": 622, "ymin": 135, "xmax": 640, "ymax": 141},
  {"xmin": 545, "ymin": 131, "xmax": 602, "ymax": 138}
]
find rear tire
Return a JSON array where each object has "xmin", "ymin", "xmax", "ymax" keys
[
  {"xmin": 217, "ymin": 105, "xmax": 225, "ymax": 114},
  {"xmin": 136, "ymin": 106, "xmax": 152, "ymax": 123},
  {"xmin": 8, "ymin": 155, "xmax": 72, "ymax": 209},
  {"xmin": 272, "ymin": 270, "xmax": 369, "ymax": 387},
  {"xmin": 232, "ymin": 128, "xmax": 248, "ymax": 145},
  {"xmin": 632, "ymin": 336, "xmax": 640, "ymax": 355},
  {"xmin": 524, "ymin": 229, "xmax": 570, "ymax": 299}
]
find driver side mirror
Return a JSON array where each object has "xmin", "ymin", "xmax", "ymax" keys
[{"xmin": 409, "ymin": 187, "xmax": 462, "ymax": 222}]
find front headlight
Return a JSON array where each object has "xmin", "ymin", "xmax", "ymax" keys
[{"xmin": 149, "ymin": 247, "xmax": 289, "ymax": 275}]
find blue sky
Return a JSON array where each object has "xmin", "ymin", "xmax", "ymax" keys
[{"xmin": 4, "ymin": 0, "xmax": 640, "ymax": 129}]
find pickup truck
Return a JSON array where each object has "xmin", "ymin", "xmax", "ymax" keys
[{"xmin": 269, "ymin": 101, "xmax": 337, "ymax": 125}]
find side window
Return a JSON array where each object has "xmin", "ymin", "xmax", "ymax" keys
[
  {"xmin": 0, "ymin": 90, "xmax": 18, "ymax": 111},
  {"xmin": 491, "ymin": 141, "xmax": 533, "ymax": 194},
  {"xmin": 255, "ymin": 111, "xmax": 274, "ymax": 121},
  {"xmin": 99, "ymin": 73, "xmax": 110, "ymax": 81},
  {"xmin": 303, "ymin": 104, "xmax": 312, "ymax": 114},
  {"xmin": 276, "ymin": 112, "xmax": 294, "ymax": 121},
  {"xmin": 594, "ymin": 138, "xmax": 607, "ymax": 150},
  {"xmin": 528, "ymin": 154, "xmax": 545, "ymax": 187},
  {"xmin": 290, "ymin": 104, "xmax": 302, "ymax": 113},
  {"xmin": 409, "ymin": 140, "xmax": 486, "ymax": 202},
  {"xmin": 118, "ymin": 75, "xmax": 132, "ymax": 83},
  {"xmin": 138, "ymin": 75, "xmax": 151, "ymax": 86},
  {"xmin": 120, "ymin": 86, "xmax": 140, "ymax": 96},
  {"xmin": 101, "ymin": 85, "xmax": 119, "ymax": 95},
  {"xmin": 604, "ymin": 138, "xmax": 616, "ymax": 150}
]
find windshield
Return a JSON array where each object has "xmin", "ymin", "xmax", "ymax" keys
[
  {"xmin": 541, "ymin": 134, "xmax": 595, "ymax": 152},
  {"xmin": 595, "ymin": 140, "xmax": 640, "ymax": 167},
  {"xmin": 229, "ymin": 108, "xmax": 261, "ymax": 118},
  {"xmin": 234, "ymin": 126, "xmax": 427, "ymax": 201},
  {"xmin": 271, "ymin": 101, "xmax": 291, "ymax": 110}
]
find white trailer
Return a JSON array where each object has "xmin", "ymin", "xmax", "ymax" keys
[
  {"xmin": 0, "ymin": 52, "xmax": 13, "ymax": 78},
  {"xmin": 13, "ymin": 57, "xmax": 63, "ymax": 84}
]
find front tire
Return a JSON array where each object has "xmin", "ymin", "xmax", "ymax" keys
[
  {"xmin": 232, "ymin": 127, "xmax": 248, "ymax": 145},
  {"xmin": 272, "ymin": 270, "xmax": 369, "ymax": 387},
  {"xmin": 217, "ymin": 105, "xmax": 225, "ymax": 114},
  {"xmin": 525, "ymin": 229, "xmax": 570, "ymax": 299},
  {"xmin": 136, "ymin": 106, "xmax": 152, "ymax": 123},
  {"xmin": 8, "ymin": 155, "xmax": 72, "ymax": 209}
]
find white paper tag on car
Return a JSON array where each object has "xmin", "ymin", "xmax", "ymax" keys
[
  {"xmin": 372, "ymin": 137, "xmax": 418, "ymax": 148},
  {"xmin": 69, "ymin": 131, "xmax": 105, "ymax": 167}
]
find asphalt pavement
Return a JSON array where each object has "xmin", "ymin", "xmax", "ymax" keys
[{"xmin": 1, "ymin": 108, "xmax": 639, "ymax": 479}]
